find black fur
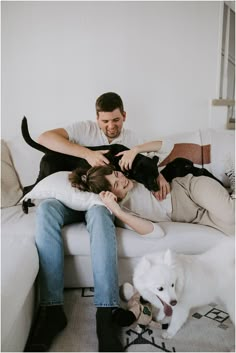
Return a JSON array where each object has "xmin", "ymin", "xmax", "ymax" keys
[
  {"xmin": 21, "ymin": 117, "xmax": 222, "ymax": 214},
  {"xmin": 21, "ymin": 117, "xmax": 160, "ymax": 213},
  {"xmin": 161, "ymin": 157, "xmax": 223, "ymax": 186}
]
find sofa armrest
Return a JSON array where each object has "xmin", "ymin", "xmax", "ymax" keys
[{"xmin": 1, "ymin": 140, "xmax": 23, "ymax": 208}]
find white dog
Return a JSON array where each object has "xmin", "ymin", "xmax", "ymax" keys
[{"xmin": 133, "ymin": 238, "xmax": 235, "ymax": 339}]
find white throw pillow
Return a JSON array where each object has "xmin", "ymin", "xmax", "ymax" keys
[{"xmin": 21, "ymin": 171, "xmax": 104, "ymax": 211}]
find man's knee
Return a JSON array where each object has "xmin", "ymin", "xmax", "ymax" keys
[
  {"xmin": 36, "ymin": 199, "xmax": 65, "ymax": 223},
  {"xmin": 85, "ymin": 205, "xmax": 115, "ymax": 232},
  {"xmin": 86, "ymin": 205, "xmax": 114, "ymax": 222}
]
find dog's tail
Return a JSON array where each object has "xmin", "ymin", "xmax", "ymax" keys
[{"xmin": 21, "ymin": 116, "xmax": 51, "ymax": 153}]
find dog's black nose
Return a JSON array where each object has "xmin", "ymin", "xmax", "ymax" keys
[{"xmin": 170, "ymin": 300, "xmax": 177, "ymax": 306}]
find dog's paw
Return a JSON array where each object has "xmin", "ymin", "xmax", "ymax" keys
[
  {"xmin": 135, "ymin": 325, "xmax": 143, "ymax": 334},
  {"xmin": 162, "ymin": 331, "xmax": 174, "ymax": 340}
]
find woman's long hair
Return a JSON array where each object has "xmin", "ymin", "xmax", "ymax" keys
[{"xmin": 68, "ymin": 165, "xmax": 115, "ymax": 194}]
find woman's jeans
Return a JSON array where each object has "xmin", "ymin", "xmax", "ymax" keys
[{"xmin": 35, "ymin": 199, "xmax": 120, "ymax": 307}]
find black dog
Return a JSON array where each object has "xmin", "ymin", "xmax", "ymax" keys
[
  {"xmin": 21, "ymin": 117, "xmax": 160, "ymax": 212},
  {"xmin": 161, "ymin": 157, "xmax": 223, "ymax": 185},
  {"xmin": 22, "ymin": 117, "xmax": 160, "ymax": 193},
  {"xmin": 21, "ymin": 117, "xmax": 222, "ymax": 213}
]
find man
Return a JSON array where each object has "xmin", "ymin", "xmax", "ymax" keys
[{"xmin": 25, "ymin": 92, "xmax": 171, "ymax": 352}]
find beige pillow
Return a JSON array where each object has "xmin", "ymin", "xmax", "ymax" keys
[{"xmin": 1, "ymin": 140, "xmax": 22, "ymax": 208}]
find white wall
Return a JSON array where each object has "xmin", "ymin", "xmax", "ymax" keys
[{"xmin": 2, "ymin": 1, "xmax": 222, "ymax": 140}]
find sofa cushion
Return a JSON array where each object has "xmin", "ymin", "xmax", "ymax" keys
[
  {"xmin": 62, "ymin": 220, "xmax": 225, "ymax": 257},
  {"xmin": 1, "ymin": 140, "xmax": 23, "ymax": 208},
  {"xmin": 1, "ymin": 205, "xmax": 37, "ymax": 239},
  {"xmin": 2, "ymin": 205, "xmax": 225, "ymax": 260}
]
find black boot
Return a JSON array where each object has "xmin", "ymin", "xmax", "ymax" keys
[
  {"xmin": 24, "ymin": 305, "xmax": 67, "ymax": 352},
  {"xmin": 96, "ymin": 307, "xmax": 125, "ymax": 352}
]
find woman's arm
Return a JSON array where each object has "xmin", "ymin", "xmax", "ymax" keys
[
  {"xmin": 99, "ymin": 191, "xmax": 154, "ymax": 235},
  {"xmin": 116, "ymin": 140, "xmax": 162, "ymax": 170}
]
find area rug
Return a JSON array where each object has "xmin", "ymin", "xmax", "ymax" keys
[{"xmin": 49, "ymin": 288, "xmax": 235, "ymax": 352}]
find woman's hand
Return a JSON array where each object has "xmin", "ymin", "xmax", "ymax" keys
[
  {"xmin": 99, "ymin": 191, "xmax": 121, "ymax": 215},
  {"xmin": 100, "ymin": 191, "xmax": 155, "ymax": 235},
  {"xmin": 152, "ymin": 173, "xmax": 170, "ymax": 201},
  {"xmin": 116, "ymin": 148, "xmax": 138, "ymax": 171}
]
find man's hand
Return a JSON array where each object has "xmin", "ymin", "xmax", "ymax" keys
[
  {"xmin": 116, "ymin": 148, "xmax": 138, "ymax": 171},
  {"xmin": 86, "ymin": 150, "xmax": 110, "ymax": 167},
  {"xmin": 152, "ymin": 173, "xmax": 170, "ymax": 201}
]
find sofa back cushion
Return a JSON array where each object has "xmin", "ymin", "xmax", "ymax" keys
[
  {"xmin": 159, "ymin": 130, "xmax": 204, "ymax": 167},
  {"xmin": 6, "ymin": 136, "xmax": 42, "ymax": 187},
  {"xmin": 159, "ymin": 129, "xmax": 235, "ymax": 187},
  {"xmin": 1, "ymin": 140, "xmax": 23, "ymax": 207}
]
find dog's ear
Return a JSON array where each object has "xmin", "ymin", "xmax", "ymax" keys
[
  {"xmin": 139, "ymin": 256, "xmax": 152, "ymax": 274},
  {"xmin": 164, "ymin": 249, "xmax": 174, "ymax": 266},
  {"xmin": 152, "ymin": 156, "xmax": 159, "ymax": 165},
  {"xmin": 133, "ymin": 256, "xmax": 151, "ymax": 289},
  {"xmin": 143, "ymin": 256, "xmax": 152, "ymax": 270},
  {"xmin": 164, "ymin": 249, "xmax": 177, "ymax": 268},
  {"xmin": 175, "ymin": 275, "xmax": 184, "ymax": 296}
]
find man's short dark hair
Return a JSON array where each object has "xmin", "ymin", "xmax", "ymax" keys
[{"xmin": 96, "ymin": 92, "xmax": 124, "ymax": 115}]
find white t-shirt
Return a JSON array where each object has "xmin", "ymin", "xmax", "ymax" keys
[
  {"xmin": 65, "ymin": 120, "xmax": 173, "ymax": 161},
  {"xmin": 120, "ymin": 181, "xmax": 172, "ymax": 222},
  {"xmin": 65, "ymin": 120, "xmax": 142, "ymax": 148}
]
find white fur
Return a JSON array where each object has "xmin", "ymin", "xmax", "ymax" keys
[{"xmin": 133, "ymin": 238, "xmax": 235, "ymax": 339}]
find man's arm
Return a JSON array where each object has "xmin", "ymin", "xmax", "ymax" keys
[{"xmin": 38, "ymin": 128, "xmax": 110, "ymax": 166}]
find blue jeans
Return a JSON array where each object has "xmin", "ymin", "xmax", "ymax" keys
[{"xmin": 35, "ymin": 199, "xmax": 120, "ymax": 307}]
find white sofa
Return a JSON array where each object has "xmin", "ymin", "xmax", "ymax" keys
[{"xmin": 1, "ymin": 127, "xmax": 234, "ymax": 352}]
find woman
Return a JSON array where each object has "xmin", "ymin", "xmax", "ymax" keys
[{"xmin": 69, "ymin": 164, "xmax": 235, "ymax": 237}]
